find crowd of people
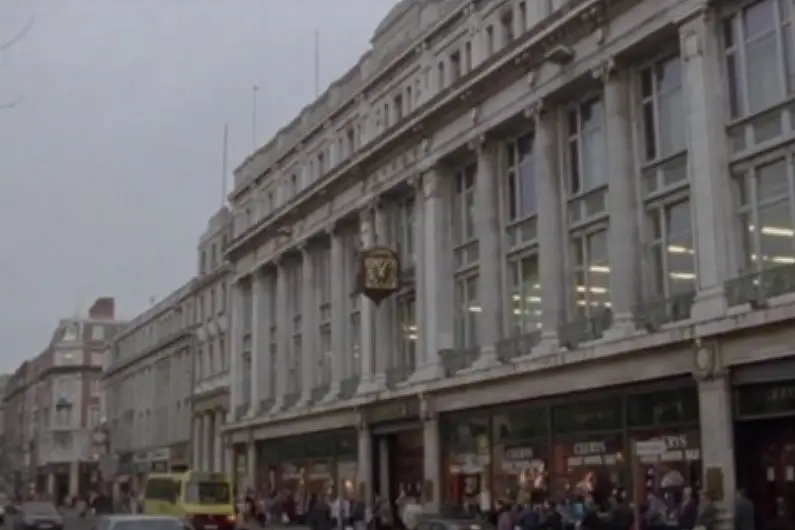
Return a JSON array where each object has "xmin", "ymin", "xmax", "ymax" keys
[{"xmin": 235, "ymin": 484, "xmax": 768, "ymax": 530}]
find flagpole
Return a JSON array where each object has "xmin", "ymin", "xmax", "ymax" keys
[
  {"xmin": 314, "ymin": 29, "xmax": 320, "ymax": 98},
  {"xmin": 221, "ymin": 123, "xmax": 229, "ymax": 207},
  {"xmin": 252, "ymin": 84, "xmax": 259, "ymax": 150}
]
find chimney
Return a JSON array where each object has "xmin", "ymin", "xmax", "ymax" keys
[{"xmin": 88, "ymin": 297, "xmax": 115, "ymax": 319}]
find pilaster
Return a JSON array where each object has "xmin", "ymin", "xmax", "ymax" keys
[
  {"xmin": 372, "ymin": 205, "xmax": 391, "ymax": 386},
  {"xmin": 597, "ymin": 59, "xmax": 641, "ymax": 337},
  {"xmin": 530, "ymin": 100, "xmax": 565, "ymax": 355},
  {"xmin": 410, "ymin": 169, "xmax": 448, "ymax": 383},
  {"xmin": 421, "ymin": 397, "xmax": 440, "ymax": 513},
  {"xmin": 202, "ymin": 412, "xmax": 213, "ymax": 471},
  {"xmin": 356, "ymin": 414, "xmax": 373, "ymax": 508},
  {"xmin": 298, "ymin": 244, "xmax": 316, "ymax": 407},
  {"xmin": 249, "ymin": 271, "xmax": 268, "ymax": 415},
  {"xmin": 693, "ymin": 341, "xmax": 735, "ymax": 530},
  {"xmin": 470, "ymin": 135, "xmax": 503, "ymax": 370},
  {"xmin": 246, "ymin": 440, "xmax": 256, "ymax": 489},
  {"xmin": 324, "ymin": 227, "xmax": 346, "ymax": 402},
  {"xmin": 228, "ymin": 281, "xmax": 244, "ymax": 422},
  {"xmin": 270, "ymin": 260, "xmax": 289, "ymax": 412},
  {"xmin": 192, "ymin": 414, "xmax": 202, "ymax": 470},
  {"xmin": 213, "ymin": 410, "xmax": 224, "ymax": 472},
  {"xmin": 679, "ymin": 6, "xmax": 731, "ymax": 320},
  {"xmin": 357, "ymin": 206, "xmax": 385, "ymax": 395}
]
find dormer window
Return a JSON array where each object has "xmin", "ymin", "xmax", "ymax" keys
[
  {"xmin": 394, "ymin": 93, "xmax": 404, "ymax": 122},
  {"xmin": 501, "ymin": 11, "xmax": 514, "ymax": 45},
  {"xmin": 450, "ymin": 50, "xmax": 462, "ymax": 82}
]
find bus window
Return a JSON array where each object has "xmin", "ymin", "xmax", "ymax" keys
[
  {"xmin": 145, "ymin": 478, "xmax": 180, "ymax": 503},
  {"xmin": 184, "ymin": 482, "xmax": 230, "ymax": 504}
]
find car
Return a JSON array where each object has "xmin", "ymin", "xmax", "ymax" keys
[
  {"xmin": 13, "ymin": 502, "xmax": 63, "ymax": 530},
  {"xmin": 95, "ymin": 515, "xmax": 192, "ymax": 530}
]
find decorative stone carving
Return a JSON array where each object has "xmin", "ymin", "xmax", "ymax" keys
[
  {"xmin": 467, "ymin": 133, "xmax": 486, "ymax": 151},
  {"xmin": 591, "ymin": 57, "xmax": 616, "ymax": 83},
  {"xmin": 470, "ymin": 106, "xmax": 480, "ymax": 125},
  {"xmin": 692, "ymin": 338, "xmax": 724, "ymax": 380},
  {"xmin": 523, "ymin": 100, "xmax": 545, "ymax": 121}
]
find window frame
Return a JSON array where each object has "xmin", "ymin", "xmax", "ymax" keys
[
  {"xmin": 570, "ymin": 224, "xmax": 611, "ymax": 319},
  {"xmin": 451, "ymin": 162, "xmax": 479, "ymax": 273},
  {"xmin": 453, "ymin": 273, "xmax": 480, "ymax": 349}
]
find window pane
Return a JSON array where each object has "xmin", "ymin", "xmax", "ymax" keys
[
  {"xmin": 746, "ymin": 34, "xmax": 783, "ymax": 112},
  {"xmin": 757, "ymin": 158, "xmax": 789, "ymax": 201},
  {"xmin": 658, "ymin": 87, "xmax": 685, "ymax": 156},
  {"xmin": 726, "ymin": 54, "xmax": 744, "ymax": 119},
  {"xmin": 650, "ymin": 243, "xmax": 666, "ymax": 296},
  {"xmin": 744, "ymin": 0, "xmax": 776, "ymax": 37},
  {"xmin": 519, "ymin": 153, "xmax": 537, "ymax": 217},
  {"xmin": 739, "ymin": 212, "xmax": 756, "ymax": 272},
  {"xmin": 507, "ymin": 171, "xmax": 518, "ymax": 221},
  {"xmin": 642, "ymin": 102, "xmax": 656, "ymax": 161},
  {"xmin": 465, "ymin": 190, "xmax": 476, "ymax": 240},
  {"xmin": 758, "ymin": 201, "xmax": 795, "ymax": 268}
]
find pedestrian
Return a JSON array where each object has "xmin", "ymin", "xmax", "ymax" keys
[
  {"xmin": 734, "ymin": 489, "xmax": 755, "ymax": 530},
  {"xmin": 306, "ymin": 494, "xmax": 334, "ymax": 530}
]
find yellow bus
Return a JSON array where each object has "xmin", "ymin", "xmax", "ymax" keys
[{"xmin": 142, "ymin": 471, "xmax": 235, "ymax": 530}]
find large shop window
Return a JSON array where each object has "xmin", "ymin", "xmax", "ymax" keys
[
  {"xmin": 551, "ymin": 398, "xmax": 625, "ymax": 501},
  {"xmin": 492, "ymin": 406, "xmax": 550, "ymax": 502},
  {"xmin": 626, "ymin": 388, "xmax": 701, "ymax": 507},
  {"xmin": 444, "ymin": 417, "xmax": 491, "ymax": 510}
]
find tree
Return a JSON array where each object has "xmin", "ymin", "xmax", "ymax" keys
[{"xmin": 0, "ymin": 15, "xmax": 34, "ymax": 109}]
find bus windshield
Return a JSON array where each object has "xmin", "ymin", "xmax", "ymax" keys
[{"xmin": 184, "ymin": 481, "xmax": 231, "ymax": 504}]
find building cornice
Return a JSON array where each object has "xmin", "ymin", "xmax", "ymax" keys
[{"xmin": 227, "ymin": 0, "xmax": 610, "ymax": 262}]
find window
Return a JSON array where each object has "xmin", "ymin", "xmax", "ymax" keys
[
  {"xmin": 91, "ymin": 325, "xmax": 105, "ymax": 341},
  {"xmin": 395, "ymin": 197, "xmax": 416, "ymax": 268},
  {"xmin": 501, "ymin": 10, "xmax": 515, "ymax": 45},
  {"xmin": 567, "ymin": 96, "xmax": 607, "ymax": 196},
  {"xmin": 90, "ymin": 378, "xmax": 99, "ymax": 396},
  {"xmin": 437, "ymin": 61, "xmax": 446, "ymax": 91},
  {"xmin": 648, "ymin": 200, "xmax": 696, "ymax": 297},
  {"xmin": 454, "ymin": 276, "xmax": 479, "ymax": 349},
  {"xmin": 289, "ymin": 262, "xmax": 303, "ymax": 395},
  {"xmin": 508, "ymin": 255, "xmax": 542, "ymax": 336},
  {"xmin": 640, "ymin": 55, "xmax": 685, "ymax": 165},
  {"xmin": 485, "ymin": 25, "xmax": 495, "ymax": 56},
  {"xmin": 394, "ymin": 93, "xmax": 403, "ymax": 122},
  {"xmin": 397, "ymin": 296, "xmax": 417, "ymax": 373},
  {"xmin": 572, "ymin": 229, "xmax": 610, "ymax": 317},
  {"xmin": 518, "ymin": 2, "xmax": 527, "ymax": 33},
  {"xmin": 88, "ymin": 405, "xmax": 100, "ymax": 428},
  {"xmin": 452, "ymin": 164, "xmax": 478, "ymax": 271},
  {"xmin": 736, "ymin": 157, "xmax": 795, "ymax": 272},
  {"xmin": 505, "ymin": 133, "xmax": 537, "ymax": 249},
  {"xmin": 464, "ymin": 41, "xmax": 473, "ymax": 72},
  {"xmin": 724, "ymin": 0, "xmax": 795, "ymax": 120},
  {"xmin": 241, "ymin": 352, "xmax": 252, "ymax": 405},
  {"xmin": 450, "ymin": 50, "xmax": 462, "ymax": 82}
]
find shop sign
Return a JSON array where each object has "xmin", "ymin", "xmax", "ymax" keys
[
  {"xmin": 567, "ymin": 439, "xmax": 622, "ymax": 468},
  {"xmin": 737, "ymin": 382, "xmax": 795, "ymax": 417},
  {"xmin": 359, "ymin": 247, "xmax": 401, "ymax": 304},
  {"xmin": 366, "ymin": 398, "xmax": 419, "ymax": 425}
]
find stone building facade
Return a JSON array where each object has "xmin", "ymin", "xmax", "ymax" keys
[{"xmin": 223, "ymin": 0, "xmax": 795, "ymax": 527}]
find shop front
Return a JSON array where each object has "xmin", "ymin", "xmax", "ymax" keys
[
  {"xmin": 733, "ymin": 358, "xmax": 795, "ymax": 530},
  {"xmin": 255, "ymin": 429, "xmax": 357, "ymax": 506},
  {"xmin": 441, "ymin": 378, "xmax": 700, "ymax": 510}
]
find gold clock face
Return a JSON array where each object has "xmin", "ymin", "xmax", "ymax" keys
[{"xmin": 363, "ymin": 250, "xmax": 399, "ymax": 291}]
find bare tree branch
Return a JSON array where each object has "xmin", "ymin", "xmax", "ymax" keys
[{"xmin": 0, "ymin": 16, "xmax": 34, "ymax": 53}]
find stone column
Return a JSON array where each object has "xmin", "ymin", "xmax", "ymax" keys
[
  {"xmin": 213, "ymin": 410, "xmax": 224, "ymax": 472},
  {"xmin": 299, "ymin": 245, "xmax": 316, "ymax": 406},
  {"xmin": 411, "ymin": 168, "xmax": 448, "ymax": 382},
  {"xmin": 224, "ymin": 441, "xmax": 234, "ymax": 476},
  {"xmin": 678, "ymin": 5, "xmax": 731, "ymax": 320},
  {"xmin": 372, "ymin": 205, "xmax": 391, "ymax": 386},
  {"xmin": 271, "ymin": 261, "xmax": 289, "ymax": 411},
  {"xmin": 203, "ymin": 413, "xmax": 213, "ymax": 472},
  {"xmin": 471, "ymin": 136, "xmax": 503, "ymax": 369},
  {"xmin": 531, "ymin": 102, "xmax": 565, "ymax": 354},
  {"xmin": 356, "ymin": 418, "xmax": 373, "ymax": 508},
  {"xmin": 246, "ymin": 441, "xmax": 256, "ymax": 489},
  {"xmin": 422, "ymin": 405, "xmax": 441, "ymax": 512},
  {"xmin": 357, "ymin": 207, "xmax": 380, "ymax": 395},
  {"xmin": 598, "ymin": 59, "xmax": 640, "ymax": 337},
  {"xmin": 696, "ymin": 372, "xmax": 736, "ymax": 529},
  {"xmin": 249, "ymin": 271, "xmax": 267, "ymax": 416},
  {"xmin": 192, "ymin": 414, "xmax": 202, "ymax": 470},
  {"xmin": 325, "ymin": 227, "xmax": 346, "ymax": 401},
  {"xmin": 229, "ymin": 281, "xmax": 244, "ymax": 421}
]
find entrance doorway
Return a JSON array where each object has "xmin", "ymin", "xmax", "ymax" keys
[
  {"xmin": 735, "ymin": 417, "xmax": 795, "ymax": 529},
  {"xmin": 372, "ymin": 428, "xmax": 424, "ymax": 502}
]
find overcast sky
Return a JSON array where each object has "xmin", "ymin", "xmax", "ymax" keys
[{"xmin": 0, "ymin": 0, "xmax": 399, "ymax": 371}]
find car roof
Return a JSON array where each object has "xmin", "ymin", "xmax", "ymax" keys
[{"xmin": 102, "ymin": 516, "xmax": 182, "ymax": 522}]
